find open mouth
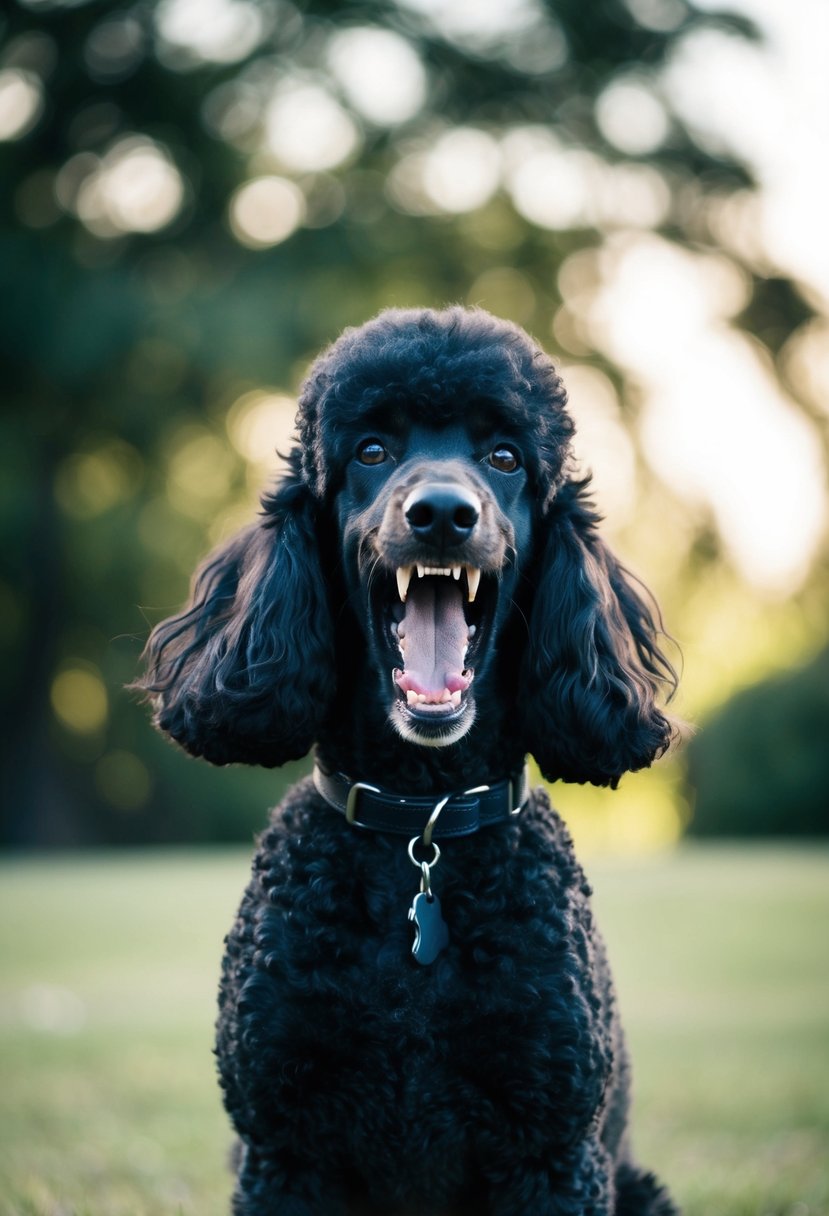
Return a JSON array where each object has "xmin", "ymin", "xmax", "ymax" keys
[{"xmin": 371, "ymin": 561, "xmax": 497, "ymax": 735}]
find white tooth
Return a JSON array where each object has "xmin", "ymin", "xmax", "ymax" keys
[
  {"xmin": 407, "ymin": 690, "xmax": 418, "ymax": 706},
  {"xmin": 418, "ymin": 693, "xmax": 427, "ymax": 703},
  {"xmin": 466, "ymin": 567, "xmax": 481, "ymax": 602},
  {"xmin": 450, "ymin": 690, "xmax": 462, "ymax": 708},
  {"xmin": 417, "ymin": 564, "xmax": 425, "ymax": 578},
  {"xmin": 452, "ymin": 566, "xmax": 462, "ymax": 580},
  {"xmin": 467, "ymin": 624, "xmax": 476, "ymax": 637},
  {"xmin": 396, "ymin": 566, "xmax": 412, "ymax": 601},
  {"xmin": 441, "ymin": 689, "xmax": 451, "ymax": 702}
]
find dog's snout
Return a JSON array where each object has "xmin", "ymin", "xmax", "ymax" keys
[{"xmin": 403, "ymin": 482, "xmax": 481, "ymax": 549}]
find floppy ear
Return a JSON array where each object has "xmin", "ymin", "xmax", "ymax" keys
[
  {"xmin": 518, "ymin": 482, "xmax": 678, "ymax": 787},
  {"xmin": 136, "ymin": 472, "xmax": 334, "ymax": 766}
]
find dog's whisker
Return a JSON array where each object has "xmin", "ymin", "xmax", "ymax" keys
[{"xmin": 507, "ymin": 597, "xmax": 531, "ymax": 640}]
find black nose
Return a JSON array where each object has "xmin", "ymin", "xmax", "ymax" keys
[{"xmin": 403, "ymin": 483, "xmax": 481, "ymax": 549}]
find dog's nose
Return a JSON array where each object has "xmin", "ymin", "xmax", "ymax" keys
[{"xmin": 403, "ymin": 483, "xmax": 480, "ymax": 549}]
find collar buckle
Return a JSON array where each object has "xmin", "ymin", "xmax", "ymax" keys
[
  {"xmin": 345, "ymin": 780, "xmax": 381, "ymax": 825},
  {"xmin": 510, "ymin": 769, "xmax": 527, "ymax": 815}
]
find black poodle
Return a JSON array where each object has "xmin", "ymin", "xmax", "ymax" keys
[{"xmin": 139, "ymin": 307, "xmax": 679, "ymax": 1215}]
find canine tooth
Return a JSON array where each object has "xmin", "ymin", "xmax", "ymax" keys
[
  {"xmin": 417, "ymin": 564, "xmax": 425, "ymax": 578},
  {"xmin": 452, "ymin": 565, "xmax": 462, "ymax": 580},
  {"xmin": 450, "ymin": 690, "xmax": 462, "ymax": 708},
  {"xmin": 406, "ymin": 690, "xmax": 418, "ymax": 706},
  {"xmin": 467, "ymin": 624, "xmax": 476, "ymax": 637},
  {"xmin": 466, "ymin": 567, "xmax": 481, "ymax": 602},
  {"xmin": 396, "ymin": 566, "xmax": 413, "ymax": 601}
]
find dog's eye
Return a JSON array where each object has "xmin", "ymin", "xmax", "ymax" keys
[
  {"xmin": 356, "ymin": 439, "xmax": 388, "ymax": 466},
  {"xmin": 488, "ymin": 445, "xmax": 520, "ymax": 473}
]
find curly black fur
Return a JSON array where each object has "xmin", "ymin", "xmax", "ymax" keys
[{"xmin": 137, "ymin": 307, "xmax": 679, "ymax": 1215}]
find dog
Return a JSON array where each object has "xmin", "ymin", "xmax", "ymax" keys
[{"xmin": 139, "ymin": 307, "xmax": 679, "ymax": 1215}]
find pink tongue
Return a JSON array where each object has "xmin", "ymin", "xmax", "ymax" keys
[{"xmin": 395, "ymin": 579, "xmax": 469, "ymax": 697}]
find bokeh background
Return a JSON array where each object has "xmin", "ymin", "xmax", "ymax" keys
[{"xmin": 1, "ymin": 0, "xmax": 827, "ymax": 1213}]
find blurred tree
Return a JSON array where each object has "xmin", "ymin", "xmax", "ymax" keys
[
  {"xmin": 686, "ymin": 645, "xmax": 829, "ymax": 836},
  {"xmin": 0, "ymin": 0, "xmax": 823, "ymax": 845}
]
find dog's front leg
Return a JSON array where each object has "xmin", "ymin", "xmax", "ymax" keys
[
  {"xmin": 231, "ymin": 1143, "xmax": 350, "ymax": 1216},
  {"xmin": 483, "ymin": 1136, "xmax": 614, "ymax": 1216}
]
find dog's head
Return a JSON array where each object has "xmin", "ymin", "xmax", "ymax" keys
[
  {"xmin": 138, "ymin": 307, "xmax": 677, "ymax": 785},
  {"xmin": 297, "ymin": 307, "xmax": 572, "ymax": 749}
]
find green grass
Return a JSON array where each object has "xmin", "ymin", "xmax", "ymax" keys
[{"xmin": 0, "ymin": 845, "xmax": 827, "ymax": 1216}]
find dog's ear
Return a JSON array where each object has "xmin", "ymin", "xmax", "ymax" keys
[
  {"xmin": 518, "ymin": 483, "xmax": 678, "ymax": 787},
  {"xmin": 136, "ymin": 471, "xmax": 334, "ymax": 766}
]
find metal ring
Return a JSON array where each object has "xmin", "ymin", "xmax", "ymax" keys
[
  {"xmin": 421, "ymin": 784, "xmax": 491, "ymax": 847},
  {"xmin": 408, "ymin": 835, "xmax": 441, "ymax": 869},
  {"xmin": 421, "ymin": 794, "xmax": 452, "ymax": 849}
]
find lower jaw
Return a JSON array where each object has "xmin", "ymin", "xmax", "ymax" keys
[{"xmin": 391, "ymin": 696, "xmax": 475, "ymax": 747}]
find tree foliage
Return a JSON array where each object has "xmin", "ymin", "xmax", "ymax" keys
[
  {"xmin": 687, "ymin": 646, "xmax": 829, "ymax": 837},
  {"xmin": 1, "ymin": 0, "xmax": 820, "ymax": 845}
]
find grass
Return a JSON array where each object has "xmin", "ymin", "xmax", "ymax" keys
[{"xmin": 0, "ymin": 844, "xmax": 827, "ymax": 1216}]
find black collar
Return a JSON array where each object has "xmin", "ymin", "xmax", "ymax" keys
[{"xmin": 313, "ymin": 764, "xmax": 529, "ymax": 842}]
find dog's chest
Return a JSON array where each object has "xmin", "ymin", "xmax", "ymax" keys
[
  {"xmin": 215, "ymin": 795, "xmax": 615, "ymax": 1208},
  {"xmin": 256, "ymin": 795, "xmax": 586, "ymax": 978},
  {"xmin": 232, "ymin": 797, "xmax": 605, "ymax": 1142}
]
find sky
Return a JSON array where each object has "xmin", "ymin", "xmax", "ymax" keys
[{"xmin": 586, "ymin": 0, "xmax": 829, "ymax": 593}]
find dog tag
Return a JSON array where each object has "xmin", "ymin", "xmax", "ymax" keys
[{"xmin": 408, "ymin": 891, "xmax": 449, "ymax": 965}]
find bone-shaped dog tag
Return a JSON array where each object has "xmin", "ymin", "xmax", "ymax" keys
[{"xmin": 408, "ymin": 891, "xmax": 449, "ymax": 965}]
